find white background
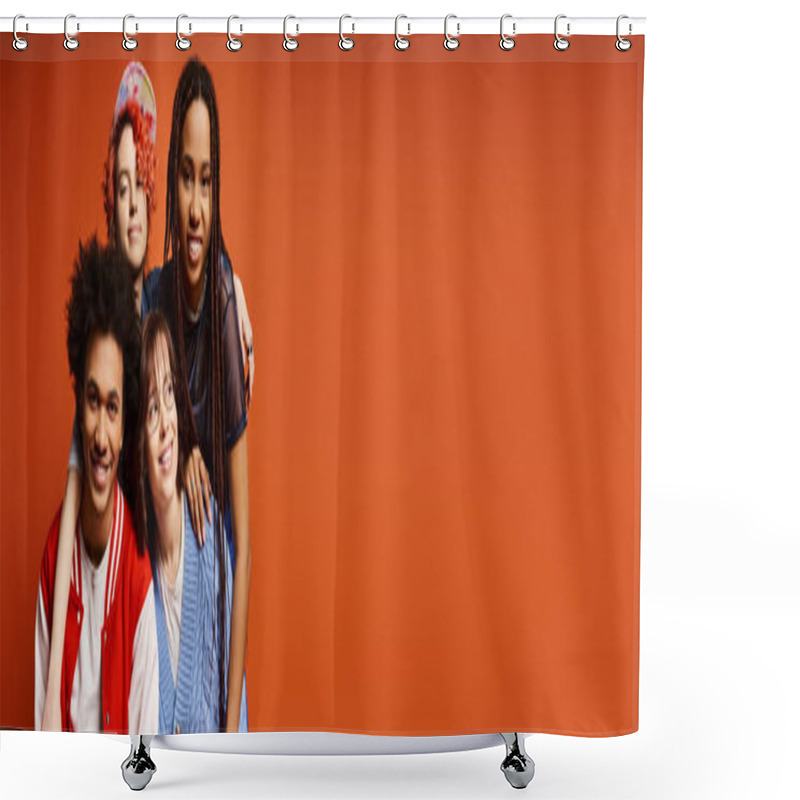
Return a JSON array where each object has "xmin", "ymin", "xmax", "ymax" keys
[{"xmin": 2, "ymin": 1, "xmax": 799, "ymax": 798}]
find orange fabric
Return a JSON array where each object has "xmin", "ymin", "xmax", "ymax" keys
[{"xmin": 0, "ymin": 33, "xmax": 643, "ymax": 736}]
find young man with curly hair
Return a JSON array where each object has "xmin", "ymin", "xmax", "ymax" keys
[{"xmin": 35, "ymin": 238, "xmax": 158, "ymax": 734}]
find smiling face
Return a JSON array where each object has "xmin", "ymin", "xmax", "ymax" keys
[
  {"xmin": 115, "ymin": 124, "xmax": 148, "ymax": 272},
  {"xmin": 178, "ymin": 98, "xmax": 212, "ymax": 312},
  {"xmin": 145, "ymin": 330, "xmax": 179, "ymax": 514},
  {"xmin": 81, "ymin": 332, "xmax": 124, "ymax": 533}
]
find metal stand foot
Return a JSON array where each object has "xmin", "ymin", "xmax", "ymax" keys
[
  {"xmin": 500, "ymin": 733, "xmax": 535, "ymax": 789},
  {"xmin": 121, "ymin": 735, "xmax": 156, "ymax": 791}
]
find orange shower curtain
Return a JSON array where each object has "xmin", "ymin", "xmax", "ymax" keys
[{"xmin": 0, "ymin": 32, "xmax": 643, "ymax": 736}]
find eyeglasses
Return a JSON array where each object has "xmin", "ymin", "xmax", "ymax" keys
[{"xmin": 146, "ymin": 373, "xmax": 176, "ymax": 435}]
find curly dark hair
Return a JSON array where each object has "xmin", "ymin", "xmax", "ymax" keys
[
  {"xmin": 135, "ymin": 311, "xmax": 195, "ymax": 559},
  {"xmin": 66, "ymin": 236, "xmax": 142, "ymax": 550}
]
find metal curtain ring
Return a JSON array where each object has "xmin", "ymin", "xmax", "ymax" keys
[
  {"xmin": 339, "ymin": 14, "xmax": 355, "ymax": 51},
  {"xmin": 12, "ymin": 14, "xmax": 29, "ymax": 51},
  {"xmin": 122, "ymin": 14, "xmax": 138, "ymax": 51},
  {"xmin": 554, "ymin": 14, "xmax": 570, "ymax": 51},
  {"xmin": 394, "ymin": 15, "xmax": 410, "ymax": 51},
  {"xmin": 176, "ymin": 14, "xmax": 191, "ymax": 50},
  {"xmin": 283, "ymin": 15, "xmax": 299, "ymax": 51},
  {"xmin": 443, "ymin": 14, "xmax": 460, "ymax": 51},
  {"xmin": 616, "ymin": 14, "xmax": 632, "ymax": 51},
  {"xmin": 64, "ymin": 14, "xmax": 79, "ymax": 51},
  {"xmin": 227, "ymin": 15, "xmax": 242, "ymax": 51},
  {"xmin": 499, "ymin": 14, "xmax": 515, "ymax": 50}
]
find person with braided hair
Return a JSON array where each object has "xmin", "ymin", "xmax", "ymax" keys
[{"xmin": 150, "ymin": 57, "xmax": 250, "ymax": 732}]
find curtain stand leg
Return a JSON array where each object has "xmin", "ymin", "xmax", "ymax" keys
[
  {"xmin": 121, "ymin": 734, "xmax": 156, "ymax": 791},
  {"xmin": 500, "ymin": 733, "xmax": 535, "ymax": 789}
]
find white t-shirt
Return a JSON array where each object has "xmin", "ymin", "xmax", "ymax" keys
[{"xmin": 70, "ymin": 520, "xmax": 109, "ymax": 730}]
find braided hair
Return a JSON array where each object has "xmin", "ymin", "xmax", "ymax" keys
[{"xmin": 163, "ymin": 57, "xmax": 229, "ymax": 730}]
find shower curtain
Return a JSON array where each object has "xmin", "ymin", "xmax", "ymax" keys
[{"xmin": 0, "ymin": 31, "xmax": 643, "ymax": 737}]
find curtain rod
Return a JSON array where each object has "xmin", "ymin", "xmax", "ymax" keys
[{"xmin": 1, "ymin": 16, "xmax": 646, "ymax": 37}]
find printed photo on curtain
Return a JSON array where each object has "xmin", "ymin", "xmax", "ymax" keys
[{"xmin": 0, "ymin": 30, "xmax": 644, "ymax": 743}]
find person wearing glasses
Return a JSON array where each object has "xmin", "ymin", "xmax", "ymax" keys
[{"xmin": 137, "ymin": 311, "xmax": 243, "ymax": 733}]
